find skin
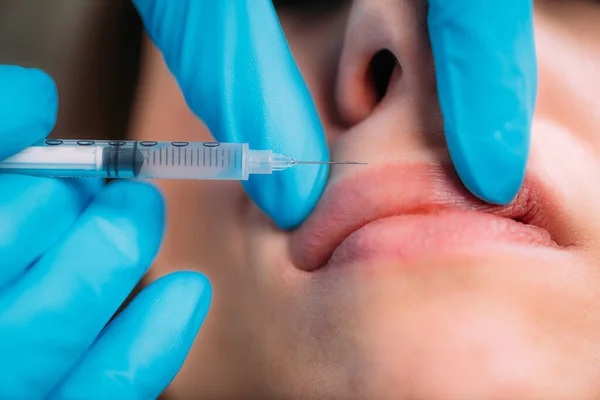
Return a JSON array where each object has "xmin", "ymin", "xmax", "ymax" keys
[{"xmin": 128, "ymin": 0, "xmax": 600, "ymax": 398}]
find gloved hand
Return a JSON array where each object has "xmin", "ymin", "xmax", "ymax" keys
[
  {"xmin": 428, "ymin": 0, "xmax": 538, "ymax": 205},
  {"xmin": 133, "ymin": 0, "xmax": 537, "ymax": 229},
  {"xmin": 131, "ymin": 0, "xmax": 330, "ymax": 230},
  {"xmin": 0, "ymin": 65, "xmax": 211, "ymax": 399}
]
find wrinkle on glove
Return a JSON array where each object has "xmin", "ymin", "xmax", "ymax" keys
[
  {"xmin": 133, "ymin": 0, "xmax": 330, "ymax": 229},
  {"xmin": 428, "ymin": 0, "xmax": 537, "ymax": 205}
]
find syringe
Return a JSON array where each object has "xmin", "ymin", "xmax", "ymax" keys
[{"xmin": 0, "ymin": 139, "xmax": 365, "ymax": 180}]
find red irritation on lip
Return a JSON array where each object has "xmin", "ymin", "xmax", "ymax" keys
[{"xmin": 291, "ymin": 163, "xmax": 558, "ymax": 271}]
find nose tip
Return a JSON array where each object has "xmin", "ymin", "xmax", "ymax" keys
[{"xmin": 335, "ymin": 0, "xmax": 435, "ymax": 127}]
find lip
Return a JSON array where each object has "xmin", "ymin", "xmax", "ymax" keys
[{"xmin": 291, "ymin": 162, "xmax": 563, "ymax": 271}]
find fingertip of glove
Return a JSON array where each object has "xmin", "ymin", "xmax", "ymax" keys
[
  {"xmin": 0, "ymin": 66, "xmax": 58, "ymax": 131},
  {"xmin": 157, "ymin": 271, "xmax": 212, "ymax": 325},
  {"xmin": 0, "ymin": 67, "xmax": 58, "ymax": 158},
  {"xmin": 243, "ymin": 141, "xmax": 329, "ymax": 231},
  {"xmin": 130, "ymin": 271, "xmax": 212, "ymax": 351},
  {"xmin": 468, "ymin": 165, "xmax": 525, "ymax": 206},
  {"xmin": 252, "ymin": 164, "xmax": 329, "ymax": 231},
  {"xmin": 452, "ymin": 141, "xmax": 527, "ymax": 206},
  {"xmin": 46, "ymin": 272, "xmax": 212, "ymax": 400},
  {"xmin": 22, "ymin": 67, "xmax": 59, "ymax": 115}
]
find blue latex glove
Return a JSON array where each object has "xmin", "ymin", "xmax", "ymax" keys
[
  {"xmin": 428, "ymin": 0, "xmax": 538, "ymax": 205},
  {"xmin": 0, "ymin": 65, "xmax": 211, "ymax": 399},
  {"xmin": 134, "ymin": 0, "xmax": 537, "ymax": 227},
  {"xmin": 132, "ymin": 0, "xmax": 330, "ymax": 230}
]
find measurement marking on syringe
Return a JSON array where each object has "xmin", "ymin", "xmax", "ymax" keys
[
  {"xmin": 203, "ymin": 149, "xmax": 206, "ymax": 166},
  {"xmin": 184, "ymin": 148, "xmax": 187, "ymax": 166},
  {"xmin": 228, "ymin": 149, "xmax": 231, "ymax": 167},
  {"xmin": 209, "ymin": 149, "xmax": 212, "ymax": 166},
  {"xmin": 171, "ymin": 147, "xmax": 175, "ymax": 166},
  {"xmin": 222, "ymin": 149, "xmax": 225, "ymax": 167},
  {"xmin": 196, "ymin": 148, "xmax": 200, "ymax": 166},
  {"xmin": 153, "ymin": 150, "xmax": 156, "ymax": 164},
  {"xmin": 215, "ymin": 148, "xmax": 219, "ymax": 166}
]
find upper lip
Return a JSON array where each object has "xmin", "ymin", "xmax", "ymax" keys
[{"xmin": 291, "ymin": 162, "xmax": 561, "ymax": 271}]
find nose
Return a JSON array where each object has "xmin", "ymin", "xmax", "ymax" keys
[{"xmin": 334, "ymin": 0, "xmax": 445, "ymax": 154}]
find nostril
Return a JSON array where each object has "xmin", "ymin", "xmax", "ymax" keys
[
  {"xmin": 336, "ymin": 48, "xmax": 402, "ymax": 126},
  {"xmin": 368, "ymin": 49, "xmax": 399, "ymax": 102}
]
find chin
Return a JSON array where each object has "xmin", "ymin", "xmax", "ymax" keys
[{"xmin": 295, "ymin": 250, "xmax": 600, "ymax": 400}]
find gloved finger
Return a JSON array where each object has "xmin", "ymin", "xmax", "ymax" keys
[
  {"xmin": 132, "ymin": 0, "xmax": 329, "ymax": 229},
  {"xmin": 427, "ymin": 0, "xmax": 537, "ymax": 205},
  {"xmin": 0, "ymin": 65, "xmax": 58, "ymax": 160},
  {"xmin": 0, "ymin": 176, "xmax": 102, "ymax": 290},
  {"xmin": 0, "ymin": 181, "xmax": 164, "ymax": 398},
  {"xmin": 50, "ymin": 272, "xmax": 211, "ymax": 400}
]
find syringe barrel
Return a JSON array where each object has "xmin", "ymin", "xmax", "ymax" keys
[
  {"xmin": 135, "ymin": 141, "xmax": 249, "ymax": 180},
  {"xmin": 0, "ymin": 140, "xmax": 255, "ymax": 180}
]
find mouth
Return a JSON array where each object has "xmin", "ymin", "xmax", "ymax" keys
[{"xmin": 291, "ymin": 162, "xmax": 565, "ymax": 272}]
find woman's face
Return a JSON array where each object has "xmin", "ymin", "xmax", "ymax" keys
[{"xmin": 132, "ymin": 1, "xmax": 600, "ymax": 398}]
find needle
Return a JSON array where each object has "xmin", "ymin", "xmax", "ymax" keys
[{"xmin": 292, "ymin": 160, "xmax": 368, "ymax": 165}]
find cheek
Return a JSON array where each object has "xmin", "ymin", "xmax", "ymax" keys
[
  {"xmin": 531, "ymin": 11, "xmax": 600, "ymax": 255},
  {"xmin": 535, "ymin": 6, "xmax": 600, "ymax": 150},
  {"xmin": 528, "ymin": 122, "xmax": 600, "ymax": 251},
  {"xmin": 155, "ymin": 179, "xmax": 249, "ymax": 277}
]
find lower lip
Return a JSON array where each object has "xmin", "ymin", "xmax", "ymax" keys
[{"xmin": 327, "ymin": 211, "xmax": 557, "ymax": 267}]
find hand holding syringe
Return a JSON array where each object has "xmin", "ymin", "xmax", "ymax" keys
[{"xmin": 0, "ymin": 139, "xmax": 365, "ymax": 180}]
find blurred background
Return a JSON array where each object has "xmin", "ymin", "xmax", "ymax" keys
[{"xmin": 0, "ymin": 0, "xmax": 143, "ymax": 140}]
